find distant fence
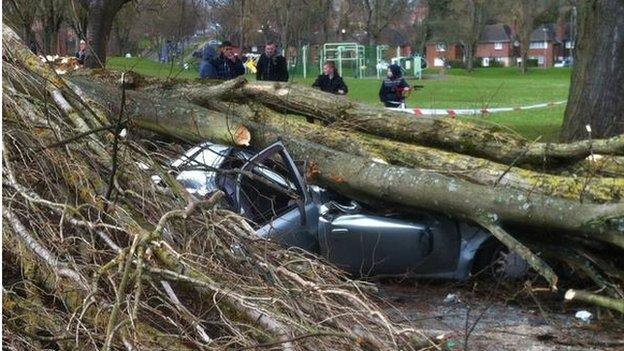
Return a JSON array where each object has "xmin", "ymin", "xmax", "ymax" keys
[{"xmin": 387, "ymin": 101, "xmax": 567, "ymax": 116}]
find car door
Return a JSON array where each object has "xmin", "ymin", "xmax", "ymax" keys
[
  {"xmin": 235, "ymin": 142, "xmax": 319, "ymax": 251},
  {"xmin": 319, "ymin": 211, "xmax": 435, "ymax": 277}
]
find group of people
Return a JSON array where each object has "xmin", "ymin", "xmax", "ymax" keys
[
  {"xmin": 311, "ymin": 61, "xmax": 410, "ymax": 108},
  {"xmin": 200, "ymin": 41, "xmax": 289, "ymax": 81},
  {"xmin": 200, "ymin": 41, "xmax": 411, "ymax": 109}
]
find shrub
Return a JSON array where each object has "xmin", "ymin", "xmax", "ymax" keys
[
  {"xmin": 447, "ymin": 60, "xmax": 465, "ymax": 68},
  {"xmin": 526, "ymin": 58, "xmax": 539, "ymax": 67},
  {"xmin": 488, "ymin": 59, "xmax": 505, "ymax": 68}
]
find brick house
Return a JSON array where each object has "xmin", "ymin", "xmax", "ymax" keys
[
  {"xmin": 425, "ymin": 42, "xmax": 463, "ymax": 68},
  {"xmin": 526, "ymin": 23, "xmax": 562, "ymax": 67},
  {"xmin": 557, "ymin": 22, "xmax": 575, "ymax": 61},
  {"xmin": 415, "ymin": 22, "xmax": 572, "ymax": 69},
  {"xmin": 426, "ymin": 24, "xmax": 518, "ymax": 68},
  {"xmin": 475, "ymin": 24, "xmax": 518, "ymax": 67}
]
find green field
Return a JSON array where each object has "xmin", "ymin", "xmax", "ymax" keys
[{"xmin": 107, "ymin": 58, "xmax": 571, "ymax": 142}]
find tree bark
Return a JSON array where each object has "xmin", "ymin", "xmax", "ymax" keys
[
  {"xmin": 69, "ymin": 76, "xmax": 251, "ymax": 146},
  {"xmin": 465, "ymin": 44, "xmax": 474, "ymax": 72},
  {"xmin": 561, "ymin": 0, "xmax": 624, "ymax": 141},
  {"xmin": 84, "ymin": 0, "xmax": 130, "ymax": 68}
]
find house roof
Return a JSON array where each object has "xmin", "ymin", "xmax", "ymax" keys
[
  {"xmin": 480, "ymin": 24, "xmax": 513, "ymax": 43},
  {"xmin": 530, "ymin": 23, "xmax": 559, "ymax": 42}
]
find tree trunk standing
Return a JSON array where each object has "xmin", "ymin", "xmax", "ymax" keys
[
  {"xmin": 84, "ymin": 0, "xmax": 130, "ymax": 68},
  {"xmin": 39, "ymin": 0, "xmax": 66, "ymax": 55},
  {"xmin": 519, "ymin": 36, "xmax": 530, "ymax": 74},
  {"xmin": 364, "ymin": 0, "xmax": 374, "ymax": 45},
  {"xmin": 4, "ymin": 0, "xmax": 37, "ymax": 51},
  {"xmin": 239, "ymin": 0, "xmax": 245, "ymax": 48},
  {"xmin": 42, "ymin": 29, "xmax": 54, "ymax": 54},
  {"xmin": 68, "ymin": 0, "xmax": 89, "ymax": 41},
  {"xmin": 464, "ymin": 43, "xmax": 474, "ymax": 71},
  {"xmin": 561, "ymin": 0, "xmax": 624, "ymax": 141},
  {"xmin": 278, "ymin": 0, "xmax": 292, "ymax": 50},
  {"xmin": 112, "ymin": 19, "xmax": 130, "ymax": 55}
]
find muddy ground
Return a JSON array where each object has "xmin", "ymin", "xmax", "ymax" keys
[{"xmin": 375, "ymin": 279, "xmax": 624, "ymax": 351}]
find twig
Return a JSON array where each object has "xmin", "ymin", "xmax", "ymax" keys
[
  {"xmin": 105, "ymin": 72, "xmax": 128, "ymax": 201},
  {"xmin": 565, "ymin": 289, "xmax": 624, "ymax": 313},
  {"xmin": 474, "ymin": 216, "xmax": 558, "ymax": 290}
]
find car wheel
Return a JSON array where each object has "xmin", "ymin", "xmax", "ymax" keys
[
  {"xmin": 473, "ymin": 241, "xmax": 529, "ymax": 280},
  {"xmin": 492, "ymin": 248, "xmax": 529, "ymax": 279}
]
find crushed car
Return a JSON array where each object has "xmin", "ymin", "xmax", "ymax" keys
[{"xmin": 165, "ymin": 141, "xmax": 529, "ymax": 280}]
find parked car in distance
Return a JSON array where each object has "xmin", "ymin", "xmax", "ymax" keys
[
  {"xmin": 554, "ymin": 58, "xmax": 573, "ymax": 68},
  {"xmin": 165, "ymin": 141, "xmax": 529, "ymax": 280}
]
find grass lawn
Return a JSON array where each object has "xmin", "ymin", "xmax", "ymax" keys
[
  {"xmin": 107, "ymin": 57, "xmax": 199, "ymax": 80},
  {"xmin": 107, "ymin": 58, "xmax": 571, "ymax": 142}
]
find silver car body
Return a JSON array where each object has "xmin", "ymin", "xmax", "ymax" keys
[{"xmin": 170, "ymin": 141, "xmax": 498, "ymax": 280}]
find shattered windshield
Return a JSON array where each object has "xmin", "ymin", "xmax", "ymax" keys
[{"xmin": 173, "ymin": 142, "xmax": 231, "ymax": 197}]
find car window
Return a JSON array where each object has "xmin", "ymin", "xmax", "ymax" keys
[
  {"xmin": 238, "ymin": 152, "xmax": 301, "ymax": 226},
  {"xmin": 173, "ymin": 143, "xmax": 230, "ymax": 197}
]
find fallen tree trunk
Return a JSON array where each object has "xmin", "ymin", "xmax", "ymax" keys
[
  {"xmin": 68, "ymin": 76, "xmax": 251, "ymax": 147},
  {"xmin": 204, "ymin": 100, "xmax": 624, "ymax": 203},
  {"xmin": 236, "ymin": 81, "xmax": 624, "ymax": 167},
  {"xmin": 68, "ymin": 77, "xmax": 624, "ymax": 247},
  {"xmin": 103, "ymin": 78, "xmax": 624, "ymax": 203}
]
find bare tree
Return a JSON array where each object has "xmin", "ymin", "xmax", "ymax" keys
[
  {"xmin": 3, "ymin": 0, "xmax": 38, "ymax": 47},
  {"xmin": 506, "ymin": 0, "xmax": 556, "ymax": 74},
  {"xmin": 110, "ymin": 2, "xmax": 139, "ymax": 55},
  {"xmin": 415, "ymin": 0, "xmax": 452, "ymax": 55},
  {"xmin": 67, "ymin": 0, "xmax": 89, "ymax": 41},
  {"xmin": 449, "ymin": 0, "xmax": 491, "ymax": 72},
  {"xmin": 359, "ymin": 0, "xmax": 408, "ymax": 45},
  {"xmin": 36, "ymin": 0, "xmax": 68, "ymax": 54}
]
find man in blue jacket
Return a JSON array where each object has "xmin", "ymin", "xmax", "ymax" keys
[
  {"xmin": 211, "ymin": 41, "xmax": 245, "ymax": 80},
  {"xmin": 379, "ymin": 64, "xmax": 410, "ymax": 108},
  {"xmin": 199, "ymin": 44, "xmax": 217, "ymax": 79}
]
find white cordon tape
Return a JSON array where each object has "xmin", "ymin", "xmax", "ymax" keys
[{"xmin": 388, "ymin": 100, "xmax": 567, "ymax": 117}]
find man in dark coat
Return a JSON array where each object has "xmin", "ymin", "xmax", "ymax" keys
[
  {"xmin": 379, "ymin": 64, "xmax": 410, "ymax": 108},
  {"xmin": 312, "ymin": 61, "xmax": 348, "ymax": 95},
  {"xmin": 256, "ymin": 42, "xmax": 289, "ymax": 82},
  {"xmin": 211, "ymin": 41, "xmax": 245, "ymax": 80},
  {"xmin": 308, "ymin": 62, "xmax": 348, "ymax": 123}
]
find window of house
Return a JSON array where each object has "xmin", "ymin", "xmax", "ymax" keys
[
  {"xmin": 436, "ymin": 43, "xmax": 446, "ymax": 52},
  {"xmin": 565, "ymin": 41, "xmax": 574, "ymax": 49},
  {"xmin": 529, "ymin": 41, "xmax": 548, "ymax": 49},
  {"xmin": 494, "ymin": 42, "xmax": 503, "ymax": 50}
]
